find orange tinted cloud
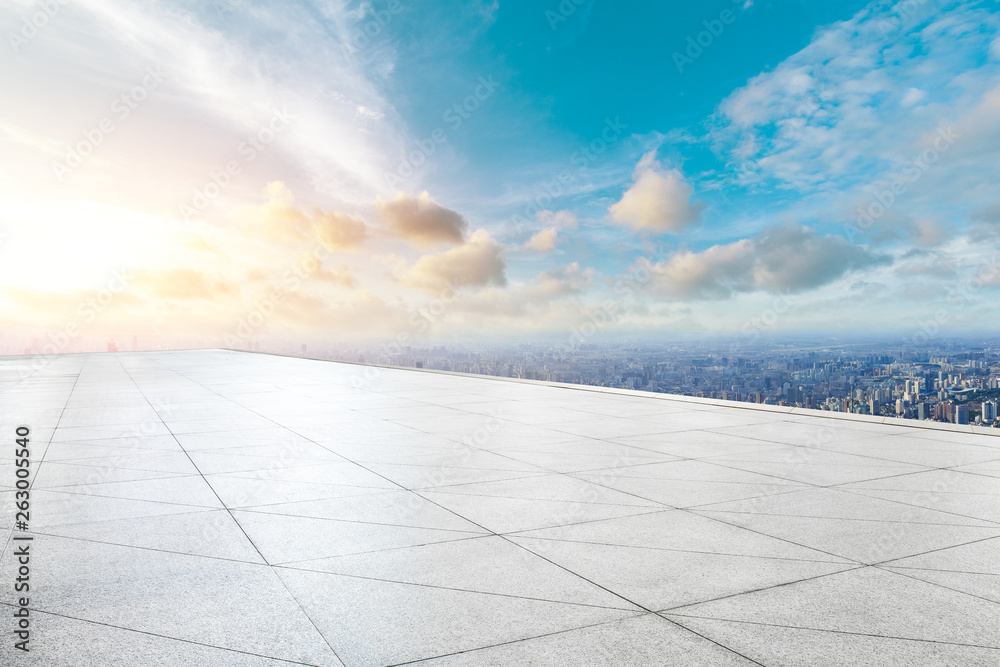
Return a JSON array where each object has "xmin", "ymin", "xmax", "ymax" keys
[
  {"xmin": 398, "ymin": 229, "xmax": 505, "ymax": 292},
  {"xmin": 133, "ymin": 269, "xmax": 240, "ymax": 301},
  {"xmin": 376, "ymin": 191, "xmax": 467, "ymax": 248},
  {"xmin": 254, "ymin": 182, "xmax": 367, "ymax": 250}
]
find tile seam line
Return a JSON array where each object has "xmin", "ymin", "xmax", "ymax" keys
[
  {"xmin": 884, "ymin": 565, "xmax": 1000, "ymax": 576},
  {"xmin": 218, "ymin": 348, "xmax": 1000, "ymax": 439},
  {"xmin": 23, "ymin": 529, "xmax": 272, "ymax": 567},
  {"xmin": 407, "ymin": 487, "xmax": 666, "ymax": 509},
  {"xmin": 386, "ymin": 611, "xmax": 764, "ymax": 667},
  {"xmin": 683, "ymin": 508, "xmax": 1000, "ymax": 528},
  {"xmin": 116, "ymin": 354, "xmax": 348, "ymax": 667},
  {"xmin": 661, "ymin": 565, "xmax": 873, "ymax": 614},
  {"xmin": 0, "ymin": 603, "xmax": 328, "ymax": 666},
  {"xmin": 699, "ymin": 460, "xmax": 938, "ymax": 488},
  {"xmin": 569, "ymin": 467, "xmax": 866, "ymax": 565},
  {"xmin": 25, "ymin": 505, "xmax": 218, "ymax": 532},
  {"xmin": 496, "ymin": 533, "xmax": 770, "ymax": 666},
  {"xmin": 384, "ymin": 612, "xmax": 653, "ymax": 667},
  {"xmin": 832, "ymin": 486, "xmax": 1000, "ymax": 527},
  {"xmin": 828, "ymin": 466, "xmax": 1000, "ymax": 489},
  {"xmin": 693, "ymin": 429, "xmax": 961, "ymax": 470},
  {"xmin": 270, "ymin": 562, "xmax": 642, "ymax": 612},
  {"xmin": 26, "ymin": 470, "xmax": 195, "ymax": 490},
  {"xmin": 662, "ymin": 612, "xmax": 1000, "ymax": 650},
  {"xmin": 25, "ymin": 487, "xmax": 226, "ymax": 511},
  {"xmin": 871, "ymin": 562, "xmax": 1000, "ymax": 608},
  {"xmin": 269, "ymin": 533, "xmax": 491, "ymax": 564},
  {"xmin": 500, "ymin": 534, "xmax": 858, "ymax": 564},
  {"xmin": 875, "ymin": 533, "xmax": 1000, "ymax": 567},
  {"xmin": 230, "ymin": 507, "xmax": 489, "ymax": 534}
]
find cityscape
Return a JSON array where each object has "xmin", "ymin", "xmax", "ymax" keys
[
  {"xmin": 278, "ymin": 337, "xmax": 1000, "ymax": 428},
  {"xmin": 8, "ymin": 331, "xmax": 999, "ymax": 427}
]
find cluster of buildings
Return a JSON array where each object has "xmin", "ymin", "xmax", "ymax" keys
[
  {"xmin": 324, "ymin": 338, "xmax": 1000, "ymax": 428},
  {"xmin": 8, "ymin": 332, "xmax": 999, "ymax": 427}
]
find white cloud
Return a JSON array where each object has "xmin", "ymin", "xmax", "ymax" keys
[
  {"xmin": 609, "ymin": 153, "xmax": 704, "ymax": 233},
  {"xmin": 638, "ymin": 223, "xmax": 889, "ymax": 300},
  {"xmin": 13, "ymin": 0, "xmax": 403, "ymax": 207},
  {"xmin": 901, "ymin": 87, "xmax": 926, "ymax": 107},
  {"xmin": 710, "ymin": 1, "xmax": 1000, "ymax": 193},
  {"xmin": 398, "ymin": 230, "xmax": 506, "ymax": 292},
  {"xmin": 522, "ymin": 263, "xmax": 595, "ymax": 301},
  {"xmin": 524, "ymin": 227, "xmax": 559, "ymax": 252},
  {"xmin": 537, "ymin": 209, "xmax": 578, "ymax": 229},
  {"xmin": 523, "ymin": 209, "xmax": 578, "ymax": 251}
]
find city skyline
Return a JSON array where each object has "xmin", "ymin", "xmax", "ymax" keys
[{"xmin": 2, "ymin": 0, "xmax": 1000, "ymax": 346}]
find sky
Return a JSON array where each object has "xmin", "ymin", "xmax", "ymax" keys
[{"xmin": 1, "ymin": 0, "xmax": 999, "ymax": 350}]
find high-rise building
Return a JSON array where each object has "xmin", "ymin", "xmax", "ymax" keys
[
  {"xmin": 916, "ymin": 402, "xmax": 929, "ymax": 420},
  {"xmin": 983, "ymin": 401, "xmax": 998, "ymax": 424},
  {"xmin": 955, "ymin": 404, "xmax": 969, "ymax": 425}
]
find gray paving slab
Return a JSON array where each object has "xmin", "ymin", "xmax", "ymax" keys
[
  {"xmin": 275, "ymin": 566, "xmax": 641, "ymax": 667},
  {"xmin": 666, "ymin": 566, "xmax": 1000, "ymax": 648},
  {"xmin": 0, "ymin": 610, "xmax": 320, "ymax": 667},
  {"xmin": 284, "ymin": 534, "xmax": 639, "ymax": 609},
  {"xmin": 414, "ymin": 613, "xmax": 758, "ymax": 666},
  {"xmin": 669, "ymin": 615, "xmax": 1000, "ymax": 666}
]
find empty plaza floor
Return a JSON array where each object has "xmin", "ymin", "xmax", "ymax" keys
[{"xmin": 2, "ymin": 350, "xmax": 999, "ymax": 666}]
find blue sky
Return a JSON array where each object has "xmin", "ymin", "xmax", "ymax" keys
[{"xmin": 1, "ymin": 0, "xmax": 999, "ymax": 345}]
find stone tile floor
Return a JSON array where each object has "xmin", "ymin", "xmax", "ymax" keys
[{"xmin": 1, "ymin": 350, "xmax": 998, "ymax": 665}]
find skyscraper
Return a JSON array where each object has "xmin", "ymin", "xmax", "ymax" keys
[
  {"xmin": 955, "ymin": 404, "xmax": 969, "ymax": 425},
  {"xmin": 983, "ymin": 401, "xmax": 998, "ymax": 424}
]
